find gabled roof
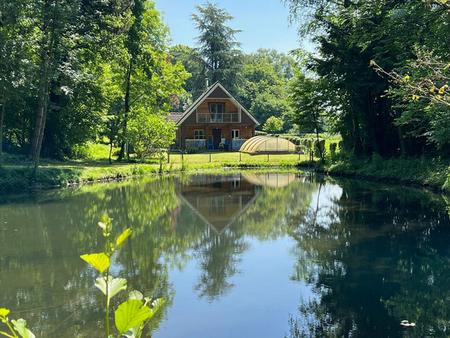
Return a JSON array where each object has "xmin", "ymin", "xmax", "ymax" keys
[{"xmin": 176, "ymin": 82, "xmax": 260, "ymax": 126}]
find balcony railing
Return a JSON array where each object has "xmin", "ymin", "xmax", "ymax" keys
[{"xmin": 197, "ymin": 113, "xmax": 240, "ymax": 123}]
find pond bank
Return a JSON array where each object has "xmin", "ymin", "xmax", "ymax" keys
[
  {"xmin": 302, "ymin": 156, "xmax": 450, "ymax": 193},
  {"xmin": 2, "ymin": 155, "xmax": 449, "ymax": 194},
  {"xmin": 0, "ymin": 156, "xmax": 302, "ymax": 194}
]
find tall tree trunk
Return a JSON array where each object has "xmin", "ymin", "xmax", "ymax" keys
[
  {"xmin": 31, "ymin": 47, "xmax": 51, "ymax": 170},
  {"xmin": 30, "ymin": 0, "xmax": 56, "ymax": 171},
  {"xmin": 118, "ymin": 60, "xmax": 133, "ymax": 161}
]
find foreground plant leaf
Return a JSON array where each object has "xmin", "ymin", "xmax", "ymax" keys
[
  {"xmin": 11, "ymin": 318, "xmax": 35, "ymax": 338},
  {"xmin": 80, "ymin": 253, "xmax": 110, "ymax": 273},
  {"xmin": 95, "ymin": 276, "xmax": 127, "ymax": 304},
  {"xmin": 0, "ymin": 307, "xmax": 10, "ymax": 318},
  {"xmin": 128, "ymin": 290, "xmax": 144, "ymax": 301},
  {"xmin": 149, "ymin": 298, "xmax": 165, "ymax": 317},
  {"xmin": 115, "ymin": 228, "xmax": 132, "ymax": 248},
  {"xmin": 98, "ymin": 215, "xmax": 113, "ymax": 237},
  {"xmin": 114, "ymin": 300, "xmax": 152, "ymax": 334}
]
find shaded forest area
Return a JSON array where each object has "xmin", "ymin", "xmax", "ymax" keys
[{"xmin": 285, "ymin": 0, "xmax": 449, "ymax": 157}]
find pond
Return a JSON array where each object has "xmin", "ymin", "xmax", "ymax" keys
[{"xmin": 1, "ymin": 173, "xmax": 450, "ymax": 337}]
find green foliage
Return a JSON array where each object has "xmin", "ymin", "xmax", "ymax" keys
[
  {"xmin": 192, "ymin": 2, "xmax": 242, "ymax": 94},
  {"xmin": 127, "ymin": 113, "xmax": 176, "ymax": 162},
  {"xmin": 1, "ymin": 0, "xmax": 188, "ymax": 164},
  {"xmin": 285, "ymin": 0, "xmax": 449, "ymax": 157},
  {"xmin": 80, "ymin": 253, "xmax": 111, "ymax": 274},
  {"xmin": 373, "ymin": 50, "xmax": 450, "ymax": 150},
  {"xmin": 0, "ymin": 307, "xmax": 35, "ymax": 338},
  {"xmin": 288, "ymin": 72, "xmax": 327, "ymax": 135},
  {"xmin": 263, "ymin": 116, "xmax": 284, "ymax": 134},
  {"xmin": 80, "ymin": 216, "xmax": 164, "ymax": 338},
  {"xmin": 237, "ymin": 50, "xmax": 294, "ymax": 127}
]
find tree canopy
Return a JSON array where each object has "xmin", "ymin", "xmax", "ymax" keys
[
  {"xmin": 0, "ymin": 0, "xmax": 188, "ymax": 164},
  {"xmin": 285, "ymin": 0, "xmax": 450, "ymax": 157}
]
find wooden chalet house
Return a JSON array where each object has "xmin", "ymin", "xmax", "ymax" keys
[{"xmin": 169, "ymin": 82, "xmax": 259, "ymax": 151}]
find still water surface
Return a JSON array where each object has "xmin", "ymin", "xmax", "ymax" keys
[{"xmin": 1, "ymin": 173, "xmax": 450, "ymax": 337}]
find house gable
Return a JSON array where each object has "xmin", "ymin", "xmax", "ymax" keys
[
  {"xmin": 208, "ymin": 86, "xmax": 231, "ymax": 99},
  {"xmin": 176, "ymin": 82, "xmax": 259, "ymax": 126}
]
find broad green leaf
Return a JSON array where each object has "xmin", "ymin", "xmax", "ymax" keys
[
  {"xmin": 11, "ymin": 319, "xmax": 35, "ymax": 338},
  {"xmin": 115, "ymin": 228, "xmax": 132, "ymax": 247},
  {"xmin": 80, "ymin": 253, "xmax": 110, "ymax": 273},
  {"xmin": 95, "ymin": 276, "xmax": 127, "ymax": 304},
  {"xmin": 114, "ymin": 300, "xmax": 152, "ymax": 334},
  {"xmin": 0, "ymin": 308, "xmax": 10, "ymax": 318}
]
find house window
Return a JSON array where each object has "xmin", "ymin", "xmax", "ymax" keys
[
  {"xmin": 209, "ymin": 103, "xmax": 224, "ymax": 122},
  {"xmin": 194, "ymin": 129, "xmax": 205, "ymax": 140},
  {"xmin": 231, "ymin": 129, "xmax": 240, "ymax": 139}
]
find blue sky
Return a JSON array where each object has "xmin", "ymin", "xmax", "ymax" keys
[{"xmin": 155, "ymin": 0, "xmax": 301, "ymax": 53}]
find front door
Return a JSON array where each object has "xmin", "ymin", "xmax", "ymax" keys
[{"xmin": 212, "ymin": 128, "xmax": 221, "ymax": 149}]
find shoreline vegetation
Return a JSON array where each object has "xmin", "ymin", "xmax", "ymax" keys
[{"xmin": 1, "ymin": 150, "xmax": 449, "ymax": 195}]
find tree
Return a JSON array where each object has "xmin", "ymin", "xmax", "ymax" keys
[
  {"xmin": 285, "ymin": 0, "xmax": 449, "ymax": 157},
  {"xmin": 192, "ymin": 2, "xmax": 242, "ymax": 94},
  {"xmin": 128, "ymin": 112, "xmax": 176, "ymax": 163},
  {"xmin": 372, "ymin": 50, "xmax": 450, "ymax": 152},
  {"xmin": 288, "ymin": 72, "xmax": 326, "ymax": 139},
  {"xmin": 263, "ymin": 116, "xmax": 284, "ymax": 134},
  {"xmin": 114, "ymin": 0, "xmax": 188, "ymax": 161},
  {"xmin": 170, "ymin": 45, "xmax": 205, "ymax": 103},
  {"xmin": 237, "ymin": 49, "xmax": 294, "ymax": 127}
]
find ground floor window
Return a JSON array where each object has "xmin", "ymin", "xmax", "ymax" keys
[
  {"xmin": 194, "ymin": 129, "xmax": 205, "ymax": 139},
  {"xmin": 231, "ymin": 129, "xmax": 240, "ymax": 139}
]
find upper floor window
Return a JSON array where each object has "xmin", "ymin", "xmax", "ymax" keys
[{"xmin": 209, "ymin": 103, "xmax": 224, "ymax": 122}]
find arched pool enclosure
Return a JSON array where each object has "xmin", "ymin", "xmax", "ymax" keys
[{"xmin": 239, "ymin": 136, "xmax": 297, "ymax": 154}]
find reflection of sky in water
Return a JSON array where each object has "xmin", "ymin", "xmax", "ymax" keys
[
  {"xmin": 156, "ymin": 237, "xmax": 315, "ymax": 338},
  {"xmin": 309, "ymin": 183, "xmax": 343, "ymax": 230}
]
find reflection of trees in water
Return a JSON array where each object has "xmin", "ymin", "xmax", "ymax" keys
[
  {"xmin": 286, "ymin": 179, "xmax": 450, "ymax": 338},
  {"xmin": 193, "ymin": 227, "xmax": 248, "ymax": 299},
  {"xmin": 189, "ymin": 174, "xmax": 318, "ymax": 300},
  {"xmin": 0, "ymin": 177, "xmax": 183, "ymax": 337},
  {"xmin": 0, "ymin": 173, "xmax": 321, "ymax": 336}
]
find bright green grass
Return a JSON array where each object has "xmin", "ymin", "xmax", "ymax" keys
[{"xmin": 0, "ymin": 151, "xmax": 307, "ymax": 193}]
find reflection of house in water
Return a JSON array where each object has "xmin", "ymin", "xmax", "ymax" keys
[
  {"xmin": 178, "ymin": 174, "xmax": 260, "ymax": 233},
  {"xmin": 176, "ymin": 173, "xmax": 299, "ymax": 234}
]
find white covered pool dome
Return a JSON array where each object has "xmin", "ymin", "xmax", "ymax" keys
[{"xmin": 239, "ymin": 136, "xmax": 297, "ymax": 154}]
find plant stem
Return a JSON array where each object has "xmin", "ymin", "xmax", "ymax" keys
[
  {"xmin": 4, "ymin": 321, "xmax": 18, "ymax": 338},
  {"xmin": 0, "ymin": 329, "xmax": 15, "ymax": 338},
  {"xmin": 105, "ymin": 270, "xmax": 110, "ymax": 338}
]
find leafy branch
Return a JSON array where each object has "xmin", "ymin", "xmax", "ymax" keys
[
  {"xmin": 80, "ymin": 215, "xmax": 165, "ymax": 338},
  {"xmin": 370, "ymin": 54, "xmax": 449, "ymax": 107}
]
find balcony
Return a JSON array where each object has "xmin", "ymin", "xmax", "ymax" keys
[{"xmin": 197, "ymin": 113, "xmax": 240, "ymax": 123}]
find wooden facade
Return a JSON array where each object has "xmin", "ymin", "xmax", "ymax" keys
[{"xmin": 169, "ymin": 82, "xmax": 259, "ymax": 151}]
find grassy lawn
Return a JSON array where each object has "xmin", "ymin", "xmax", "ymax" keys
[
  {"xmin": 0, "ymin": 150, "xmax": 307, "ymax": 193},
  {"xmin": 168, "ymin": 152, "xmax": 303, "ymax": 165}
]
